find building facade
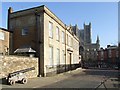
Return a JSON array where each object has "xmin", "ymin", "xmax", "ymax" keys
[
  {"xmin": 0, "ymin": 28, "xmax": 10, "ymax": 55},
  {"xmin": 8, "ymin": 5, "xmax": 79, "ymax": 77},
  {"xmin": 98, "ymin": 45, "xmax": 119, "ymax": 64}
]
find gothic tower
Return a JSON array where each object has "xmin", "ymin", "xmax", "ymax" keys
[{"xmin": 84, "ymin": 22, "xmax": 91, "ymax": 44}]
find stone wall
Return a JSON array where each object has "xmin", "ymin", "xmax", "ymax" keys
[{"xmin": 0, "ymin": 55, "xmax": 38, "ymax": 79}]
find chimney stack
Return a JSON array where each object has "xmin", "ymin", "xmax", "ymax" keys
[{"xmin": 8, "ymin": 7, "xmax": 13, "ymax": 13}]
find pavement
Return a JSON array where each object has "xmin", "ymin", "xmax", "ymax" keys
[
  {"xmin": 1, "ymin": 68, "xmax": 84, "ymax": 88},
  {"xmin": 1, "ymin": 68, "xmax": 120, "ymax": 89}
]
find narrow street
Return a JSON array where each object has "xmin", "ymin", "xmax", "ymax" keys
[{"xmin": 1, "ymin": 68, "xmax": 119, "ymax": 89}]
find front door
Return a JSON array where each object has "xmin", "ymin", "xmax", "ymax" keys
[{"xmin": 67, "ymin": 53, "xmax": 71, "ymax": 71}]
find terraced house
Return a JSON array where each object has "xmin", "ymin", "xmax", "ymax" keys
[{"xmin": 8, "ymin": 5, "xmax": 80, "ymax": 77}]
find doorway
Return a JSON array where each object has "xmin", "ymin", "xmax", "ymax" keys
[{"xmin": 67, "ymin": 53, "xmax": 72, "ymax": 71}]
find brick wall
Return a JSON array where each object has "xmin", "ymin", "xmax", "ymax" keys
[{"xmin": 0, "ymin": 55, "xmax": 38, "ymax": 79}]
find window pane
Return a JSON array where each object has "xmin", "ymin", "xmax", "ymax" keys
[
  {"xmin": 56, "ymin": 48, "xmax": 60, "ymax": 65},
  {"xmin": 49, "ymin": 46, "xmax": 53, "ymax": 66},
  {"xmin": 70, "ymin": 37, "xmax": 71, "ymax": 46},
  {"xmin": 22, "ymin": 28, "xmax": 28, "ymax": 35},
  {"xmin": 62, "ymin": 50, "xmax": 65, "ymax": 64},
  {"xmin": 56, "ymin": 27, "xmax": 59, "ymax": 41},
  {"xmin": 67, "ymin": 34, "xmax": 68, "ymax": 45},
  {"xmin": 62, "ymin": 31, "xmax": 65, "ymax": 43},
  {"xmin": 71, "ymin": 38, "xmax": 72, "ymax": 48},
  {"xmin": 49, "ymin": 22, "xmax": 53, "ymax": 38},
  {"xmin": 68, "ymin": 36, "xmax": 70, "ymax": 46}
]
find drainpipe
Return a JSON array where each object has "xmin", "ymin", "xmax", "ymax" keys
[
  {"xmin": 35, "ymin": 10, "xmax": 41, "ymax": 77},
  {"xmin": 65, "ymin": 24, "xmax": 67, "ymax": 72}
]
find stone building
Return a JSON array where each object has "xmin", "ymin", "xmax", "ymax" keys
[
  {"xmin": 72, "ymin": 23, "xmax": 100, "ymax": 61},
  {"xmin": 0, "ymin": 28, "xmax": 10, "ymax": 55},
  {"xmin": 8, "ymin": 5, "xmax": 79, "ymax": 77}
]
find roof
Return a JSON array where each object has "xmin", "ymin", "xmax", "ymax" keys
[{"xmin": 14, "ymin": 47, "xmax": 36, "ymax": 53}]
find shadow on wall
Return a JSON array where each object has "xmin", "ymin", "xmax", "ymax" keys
[{"xmin": 46, "ymin": 64, "xmax": 81, "ymax": 76}]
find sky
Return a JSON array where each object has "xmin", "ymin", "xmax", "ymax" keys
[
  {"xmin": 1, "ymin": 2, "xmax": 118, "ymax": 48},
  {"xmin": 118, "ymin": 2, "xmax": 120, "ymax": 43}
]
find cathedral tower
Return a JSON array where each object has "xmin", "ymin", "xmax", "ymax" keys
[{"xmin": 84, "ymin": 22, "xmax": 91, "ymax": 44}]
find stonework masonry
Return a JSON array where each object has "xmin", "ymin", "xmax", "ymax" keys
[
  {"xmin": 8, "ymin": 5, "xmax": 80, "ymax": 76},
  {"xmin": 72, "ymin": 23, "xmax": 100, "ymax": 61},
  {"xmin": 0, "ymin": 55, "xmax": 38, "ymax": 79}
]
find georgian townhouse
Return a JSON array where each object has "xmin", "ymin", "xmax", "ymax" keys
[{"xmin": 8, "ymin": 5, "xmax": 80, "ymax": 77}]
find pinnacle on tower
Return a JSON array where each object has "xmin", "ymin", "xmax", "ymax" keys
[
  {"xmin": 89, "ymin": 22, "xmax": 91, "ymax": 26},
  {"xmin": 96, "ymin": 35, "xmax": 100, "ymax": 44}
]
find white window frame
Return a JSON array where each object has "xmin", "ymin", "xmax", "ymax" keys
[
  {"xmin": 62, "ymin": 50, "xmax": 65, "ymax": 64},
  {"xmin": 56, "ymin": 26, "xmax": 59, "ymax": 41},
  {"xmin": 56, "ymin": 48, "xmax": 60, "ymax": 65},
  {"xmin": 49, "ymin": 46, "xmax": 53, "ymax": 66},
  {"xmin": 62, "ymin": 31, "xmax": 65, "ymax": 43},
  {"xmin": 67, "ymin": 34, "xmax": 68, "ymax": 45},
  {"xmin": 68, "ymin": 36, "xmax": 72, "ymax": 46},
  {"xmin": 49, "ymin": 21, "xmax": 53, "ymax": 38}
]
